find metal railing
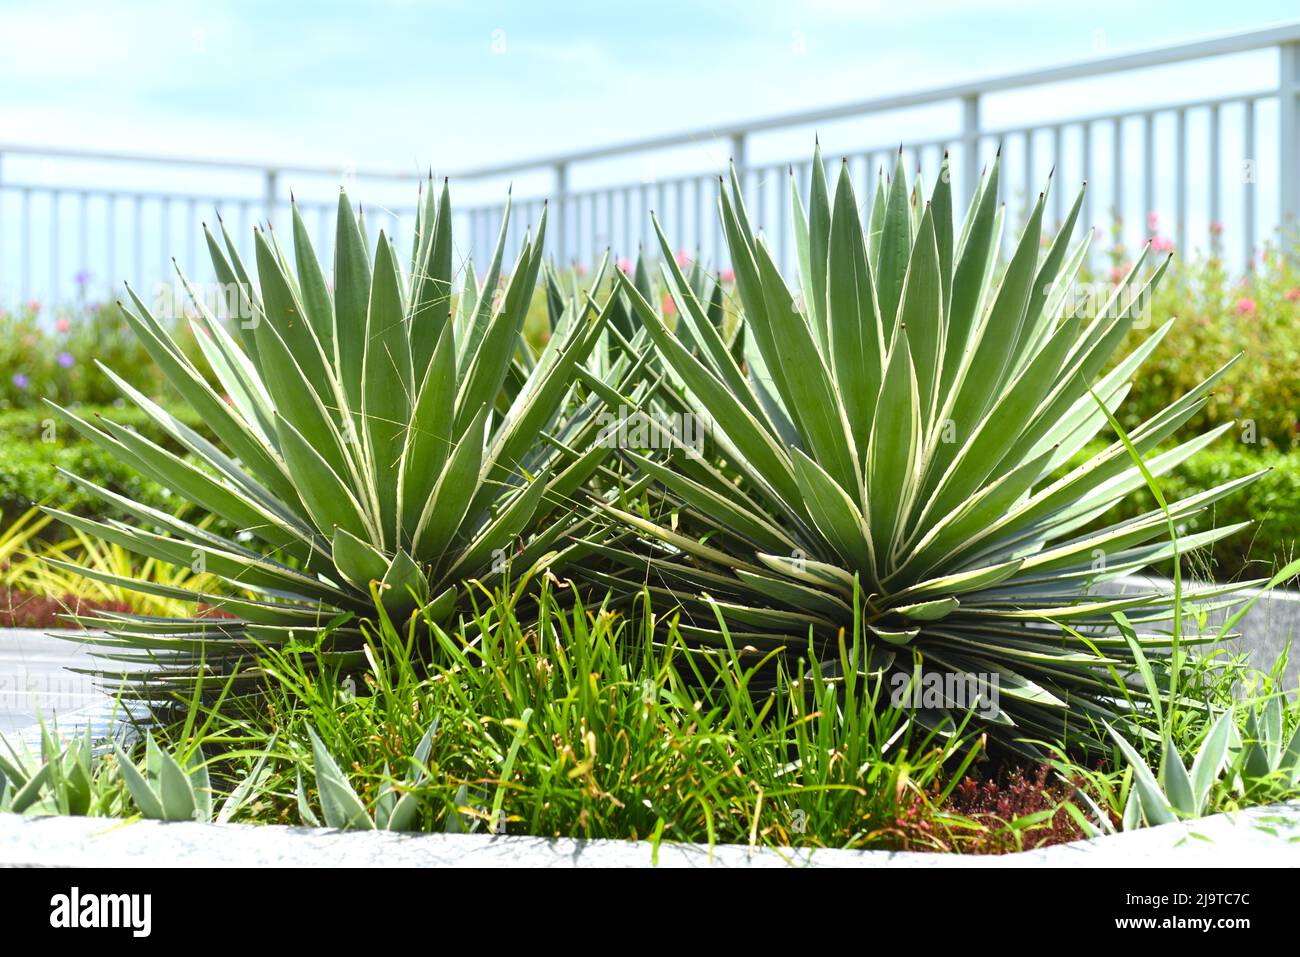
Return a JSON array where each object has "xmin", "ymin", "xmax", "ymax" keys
[{"xmin": 2, "ymin": 20, "xmax": 1299, "ymax": 309}]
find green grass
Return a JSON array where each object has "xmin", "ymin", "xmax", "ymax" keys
[
  {"xmin": 187, "ymin": 581, "xmax": 990, "ymax": 849},
  {"xmin": 6, "ymin": 576, "xmax": 1298, "ymax": 853}
]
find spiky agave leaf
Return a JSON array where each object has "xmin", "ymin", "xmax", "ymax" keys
[
  {"xmin": 595, "ymin": 146, "xmax": 1264, "ymax": 750},
  {"xmin": 46, "ymin": 181, "xmax": 622, "ymax": 706}
]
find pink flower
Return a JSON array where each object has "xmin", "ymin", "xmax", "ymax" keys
[
  {"xmin": 25, "ymin": 300, "xmax": 40, "ymax": 316},
  {"xmin": 675, "ymin": 248, "xmax": 690, "ymax": 268},
  {"xmin": 661, "ymin": 294, "xmax": 677, "ymax": 317},
  {"xmin": 1146, "ymin": 211, "xmax": 1160, "ymax": 232},
  {"xmin": 573, "ymin": 263, "xmax": 588, "ymax": 278},
  {"xmin": 719, "ymin": 268, "xmax": 735, "ymax": 284},
  {"xmin": 1210, "ymin": 221, "xmax": 1224, "ymax": 236},
  {"xmin": 1151, "ymin": 235, "xmax": 1174, "ymax": 254},
  {"xmin": 617, "ymin": 257, "xmax": 633, "ymax": 274},
  {"xmin": 55, "ymin": 318, "xmax": 71, "ymax": 334},
  {"xmin": 1286, "ymin": 288, "xmax": 1300, "ymax": 302},
  {"xmin": 1235, "ymin": 297, "xmax": 1256, "ymax": 316},
  {"xmin": 1108, "ymin": 266, "xmax": 1127, "ymax": 283}
]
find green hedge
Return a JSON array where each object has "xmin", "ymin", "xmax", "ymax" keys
[
  {"xmin": 1, "ymin": 439, "xmax": 174, "ymax": 520},
  {"xmin": 1, "ymin": 406, "xmax": 1293, "ymax": 582},
  {"xmin": 1081, "ymin": 443, "xmax": 1299, "ymax": 580},
  {"xmin": 0, "ymin": 402, "xmax": 208, "ymax": 446},
  {"xmin": 0, "ymin": 404, "xmax": 212, "ymax": 526}
]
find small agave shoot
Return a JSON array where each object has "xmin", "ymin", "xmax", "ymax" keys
[
  {"xmin": 44, "ymin": 182, "xmax": 620, "ymax": 705},
  {"xmin": 598, "ymin": 147, "xmax": 1264, "ymax": 750}
]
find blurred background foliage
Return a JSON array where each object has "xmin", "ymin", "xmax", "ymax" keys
[{"xmin": 1, "ymin": 223, "xmax": 1297, "ymax": 621}]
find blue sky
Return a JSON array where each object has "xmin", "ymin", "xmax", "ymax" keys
[{"xmin": 2, "ymin": 0, "xmax": 1297, "ymax": 180}]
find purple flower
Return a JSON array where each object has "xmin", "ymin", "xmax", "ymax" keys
[
  {"xmin": 74, "ymin": 269, "xmax": 92, "ymax": 289},
  {"xmin": 11, "ymin": 373, "xmax": 29, "ymax": 390},
  {"xmin": 57, "ymin": 351, "xmax": 75, "ymax": 369}
]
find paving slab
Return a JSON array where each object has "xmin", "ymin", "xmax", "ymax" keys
[{"xmin": 0, "ymin": 629, "xmax": 100, "ymax": 737}]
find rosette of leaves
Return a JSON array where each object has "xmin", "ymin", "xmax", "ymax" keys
[
  {"xmin": 591, "ymin": 146, "xmax": 1264, "ymax": 749},
  {"xmin": 44, "ymin": 182, "xmax": 618, "ymax": 704}
]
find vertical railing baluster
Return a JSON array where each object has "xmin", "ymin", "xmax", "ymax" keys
[
  {"xmin": 1244, "ymin": 99, "xmax": 1256, "ymax": 262},
  {"xmin": 1176, "ymin": 109, "xmax": 1188, "ymax": 256},
  {"xmin": 591, "ymin": 191, "xmax": 600, "ymax": 267},
  {"xmin": 162, "ymin": 197, "xmax": 172, "ymax": 297},
  {"xmin": 604, "ymin": 190, "xmax": 614, "ymax": 259},
  {"xmin": 961, "ymin": 93, "xmax": 980, "ymax": 208},
  {"xmin": 652, "ymin": 181, "xmax": 663, "ymax": 251},
  {"xmin": 1112, "ymin": 117, "xmax": 1124, "ymax": 234},
  {"xmin": 696, "ymin": 178, "xmax": 706, "ymax": 262},
  {"xmin": 134, "ymin": 194, "xmax": 144, "ymax": 293},
  {"xmin": 621, "ymin": 188, "xmax": 632, "ymax": 260},
  {"xmin": 107, "ymin": 194, "xmax": 116, "ymax": 293},
  {"xmin": 1052, "ymin": 125, "xmax": 1064, "ymax": 225},
  {"xmin": 1143, "ymin": 113, "xmax": 1155, "ymax": 240},
  {"xmin": 1082, "ymin": 121, "xmax": 1093, "ymax": 249},
  {"xmin": 635, "ymin": 184, "xmax": 645, "ymax": 255},
  {"xmin": 778, "ymin": 166, "xmax": 789, "ymax": 273},
  {"xmin": 315, "ymin": 202, "xmax": 328, "ymax": 268},
  {"xmin": 79, "ymin": 191, "xmax": 89, "ymax": 292},
  {"xmin": 50, "ymin": 190, "xmax": 61, "ymax": 302},
  {"xmin": 22, "ymin": 187, "xmax": 31, "ymax": 302},
  {"xmin": 1209, "ymin": 103, "xmax": 1222, "ymax": 249},
  {"xmin": 1279, "ymin": 40, "xmax": 1299, "ymax": 248},
  {"xmin": 672, "ymin": 180, "xmax": 683, "ymax": 264},
  {"xmin": 1023, "ymin": 129, "xmax": 1034, "ymax": 224},
  {"xmin": 240, "ymin": 202, "xmax": 252, "ymax": 264},
  {"xmin": 553, "ymin": 161, "xmax": 568, "ymax": 265},
  {"xmin": 264, "ymin": 169, "xmax": 278, "ymax": 229},
  {"xmin": 713, "ymin": 176, "xmax": 724, "ymax": 269}
]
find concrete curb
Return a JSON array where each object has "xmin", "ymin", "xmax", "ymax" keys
[
  {"xmin": 1, "ymin": 802, "xmax": 1298, "ymax": 868},
  {"xmin": 1101, "ymin": 576, "xmax": 1300, "ymax": 687}
]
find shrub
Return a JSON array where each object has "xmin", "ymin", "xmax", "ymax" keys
[
  {"xmin": 1086, "ymin": 442, "xmax": 1300, "ymax": 578},
  {"xmin": 0, "ymin": 298, "xmax": 204, "ymax": 410},
  {"xmin": 1102, "ymin": 223, "xmax": 1300, "ymax": 449},
  {"xmin": 0, "ymin": 404, "xmax": 214, "ymax": 527},
  {"xmin": 0, "ymin": 437, "xmax": 174, "ymax": 520}
]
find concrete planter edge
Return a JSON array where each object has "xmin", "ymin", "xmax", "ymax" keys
[{"xmin": 1, "ymin": 801, "xmax": 1298, "ymax": 868}]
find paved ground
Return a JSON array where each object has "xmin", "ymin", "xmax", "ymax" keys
[{"xmin": 0, "ymin": 628, "xmax": 101, "ymax": 738}]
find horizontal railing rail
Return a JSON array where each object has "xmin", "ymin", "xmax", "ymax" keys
[{"xmin": 1, "ymin": 20, "xmax": 1298, "ymax": 310}]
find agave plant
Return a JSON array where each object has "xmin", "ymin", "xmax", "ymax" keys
[
  {"xmin": 43, "ymin": 182, "xmax": 619, "ymax": 704},
  {"xmin": 0, "ymin": 723, "xmax": 96, "ymax": 817},
  {"xmin": 113, "ymin": 731, "xmax": 272, "ymax": 823},
  {"xmin": 296, "ymin": 719, "xmax": 438, "ymax": 831},
  {"xmin": 591, "ymin": 146, "xmax": 1264, "ymax": 749},
  {"xmin": 1110, "ymin": 695, "xmax": 1300, "ymax": 828}
]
